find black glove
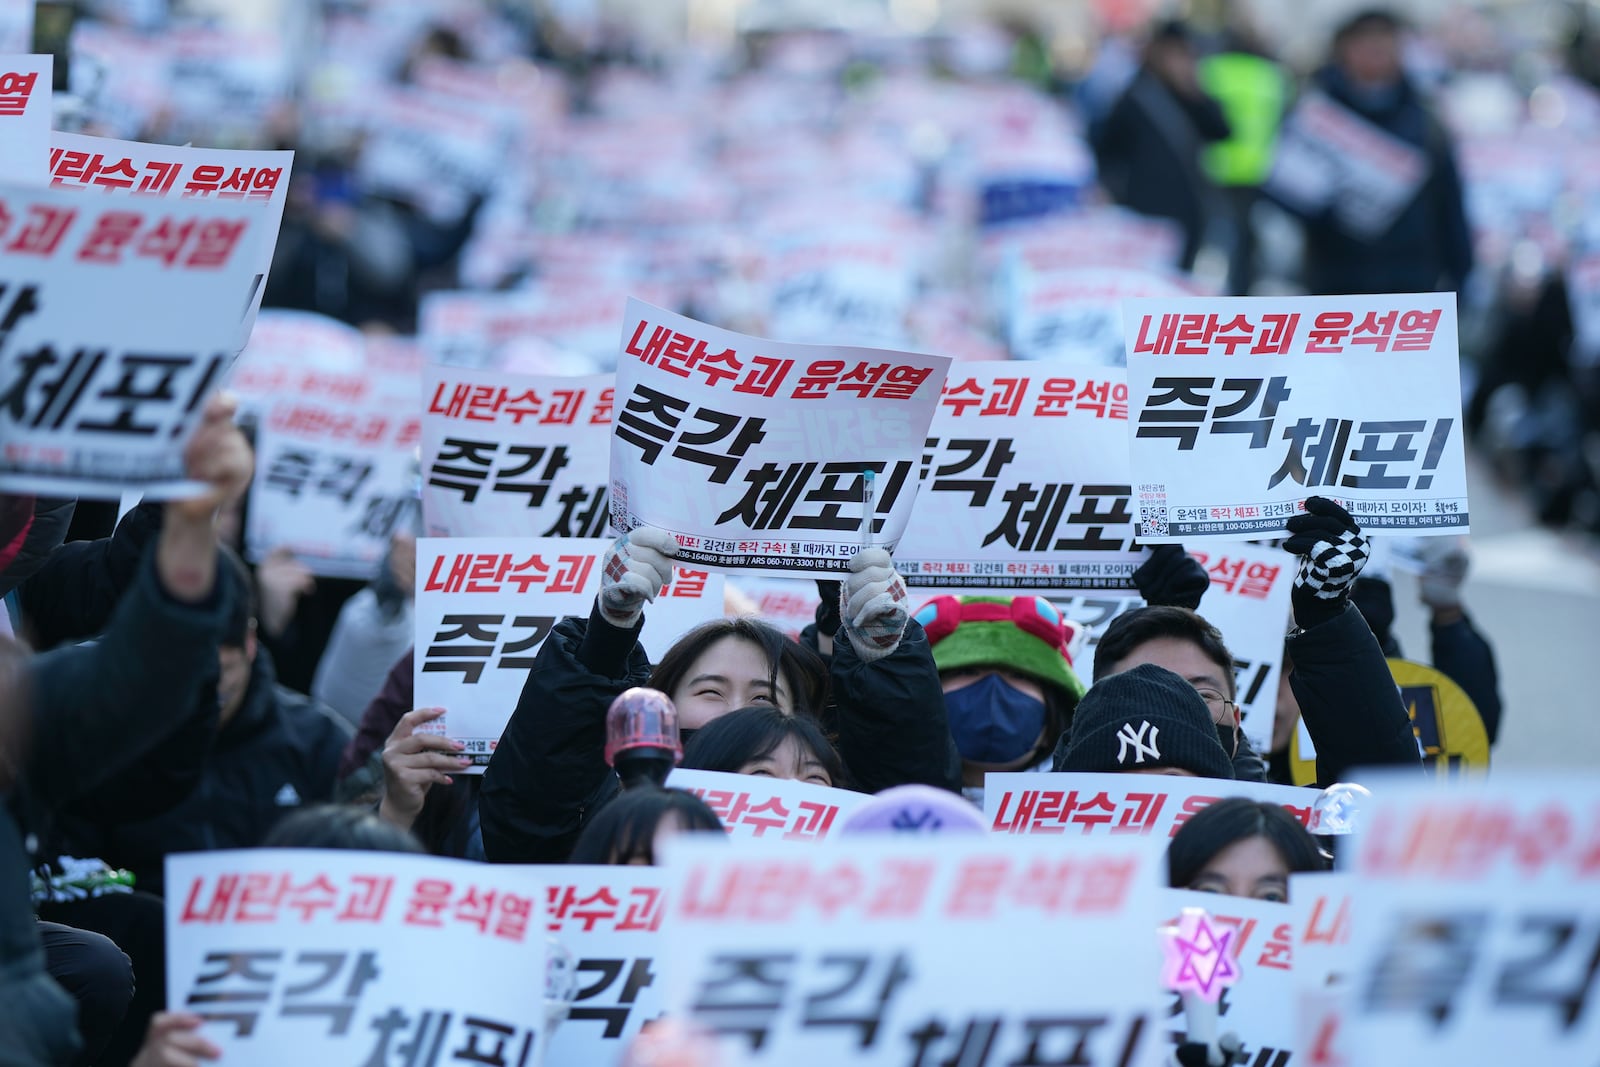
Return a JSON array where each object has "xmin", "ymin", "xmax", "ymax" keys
[
  {"xmin": 1284, "ymin": 496, "xmax": 1369, "ymax": 629},
  {"xmin": 1133, "ymin": 544, "xmax": 1210, "ymax": 609},
  {"xmin": 813, "ymin": 579, "xmax": 842, "ymax": 638}
]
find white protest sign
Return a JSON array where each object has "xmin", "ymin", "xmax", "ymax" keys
[
  {"xmin": 1289, "ymin": 871, "xmax": 1354, "ymax": 1067},
  {"xmin": 0, "ymin": 54, "xmax": 49, "ymax": 184},
  {"xmin": 665, "ymin": 768, "xmax": 869, "ymax": 842},
  {"xmin": 543, "ymin": 866, "xmax": 670, "ymax": 1067},
  {"xmin": 1125, "ymin": 293, "xmax": 1470, "ymax": 541},
  {"xmin": 727, "ymin": 575, "xmax": 820, "ymax": 639},
  {"xmin": 765, "ymin": 235, "xmax": 917, "ymax": 349},
  {"xmin": 1007, "ymin": 267, "xmax": 1190, "ymax": 367},
  {"xmin": 227, "ymin": 310, "xmax": 368, "ymax": 423},
  {"xmin": 895, "ymin": 363, "xmax": 1141, "ymax": 591},
  {"xmin": 661, "ymin": 834, "xmax": 1164, "ymax": 1065},
  {"xmin": 419, "ymin": 288, "xmax": 636, "ymax": 373},
  {"xmin": 47, "ymin": 131, "xmax": 293, "ymax": 339},
  {"xmin": 985, "ymin": 772, "xmax": 1315, "ymax": 837},
  {"xmin": 1343, "ymin": 774, "xmax": 1600, "ymax": 1066},
  {"xmin": 0, "ymin": 3, "xmax": 30, "ymax": 54},
  {"xmin": 413, "ymin": 537, "xmax": 724, "ymax": 767},
  {"xmin": 1159, "ymin": 889, "xmax": 1300, "ymax": 1066},
  {"xmin": 246, "ymin": 346, "xmax": 420, "ymax": 579},
  {"xmin": 1266, "ymin": 92, "xmax": 1429, "ymax": 240},
  {"xmin": 166, "ymin": 849, "xmax": 547, "ymax": 1066},
  {"xmin": 421, "ymin": 365, "xmax": 613, "ymax": 538},
  {"xmin": 0, "ymin": 183, "xmax": 263, "ymax": 498},
  {"xmin": 611, "ymin": 300, "xmax": 950, "ymax": 576},
  {"xmin": 357, "ymin": 87, "xmax": 508, "ymax": 225},
  {"xmin": 1183, "ymin": 543, "xmax": 1293, "ymax": 753}
]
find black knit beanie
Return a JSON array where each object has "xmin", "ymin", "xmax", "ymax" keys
[{"xmin": 1053, "ymin": 663, "xmax": 1236, "ymax": 780}]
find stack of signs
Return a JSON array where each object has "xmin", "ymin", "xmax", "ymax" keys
[
  {"xmin": 1342, "ymin": 774, "xmax": 1600, "ymax": 1066},
  {"xmin": 610, "ymin": 300, "xmax": 950, "ymax": 576},
  {"xmin": 166, "ymin": 849, "xmax": 547, "ymax": 1066},
  {"xmin": 661, "ymin": 834, "xmax": 1164, "ymax": 1065},
  {"xmin": 984, "ymin": 773, "xmax": 1315, "ymax": 838},
  {"xmin": 0, "ymin": 53, "xmax": 48, "ymax": 183},
  {"xmin": 0, "ymin": 182, "xmax": 267, "ymax": 498},
  {"xmin": 894, "ymin": 362, "xmax": 1141, "ymax": 591},
  {"xmin": 246, "ymin": 339, "xmax": 420, "ymax": 579},
  {"xmin": 47, "ymin": 130, "xmax": 294, "ymax": 342},
  {"xmin": 665, "ymin": 768, "xmax": 870, "ymax": 842},
  {"xmin": 420, "ymin": 365, "xmax": 613, "ymax": 539},
  {"xmin": 1124, "ymin": 294, "xmax": 1470, "ymax": 541},
  {"xmin": 543, "ymin": 866, "xmax": 671, "ymax": 1067},
  {"xmin": 1159, "ymin": 889, "xmax": 1300, "ymax": 1066},
  {"xmin": 412, "ymin": 537, "xmax": 723, "ymax": 765}
]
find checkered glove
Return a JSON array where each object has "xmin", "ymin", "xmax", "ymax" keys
[
  {"xmin": 597, "ymin": 526, "xmax": 678, "ymax": 630},
  {"xmin": 838, "ymin": 548, "xmax": 909, "ymax": 663},
  {"xmin": 1284, "ymin": 496, "xmax": 1369, "ymax": 628}
]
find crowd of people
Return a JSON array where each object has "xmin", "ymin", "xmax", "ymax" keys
[{"xmin": 4, "ymin": 0, "xmax": 1587, "ymax": 1063}]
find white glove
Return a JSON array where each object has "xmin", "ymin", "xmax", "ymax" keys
[
  {"xmin": 598, "ymin": 527, "xmax": 678, "ymax": 629},
  {"xmin": 838, "ymin": 548, "xmax": 909, "ymax": 663}
]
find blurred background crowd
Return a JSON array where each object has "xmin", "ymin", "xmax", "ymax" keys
[{"xmin": 20, "ymin": 0, "xmax": 1600, "ymax": 541}]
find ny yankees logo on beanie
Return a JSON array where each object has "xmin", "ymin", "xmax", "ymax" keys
[{"xmin": 1052, "ymin": 663, "xmax": 1236, "ymax": 781}]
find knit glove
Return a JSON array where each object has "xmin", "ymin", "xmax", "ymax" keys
[
  {"xmin": 1132, "ymin": 544, "xmax": 1210, "ymax": 609},
  {"xmin": 1283, "ymin": 496, "xmax": 1369, "ymax": 629},
  {"xmin": 597, "ymin": 526, "xmax": 678, "ymax": 629},
  {"xmin": 1417, "ymin": 538, "xmax": 1469, "ymax": 612},
  {"xmin": 837, "ymin": 548, "xmax": 909, "ymax": 663}
]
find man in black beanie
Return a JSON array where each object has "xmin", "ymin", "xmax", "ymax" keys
[{"xmin": 1056, "ymin": 663, "xmax": 1235, "ymax": 780}]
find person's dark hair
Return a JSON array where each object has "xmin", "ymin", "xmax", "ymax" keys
[
  {"xmin": 1167, "ymin": 797, "xmax": 1328, "ymax": 889},
  {"xmin": 681, "ymin": 705, "xmax": 847, "ymax": 788},
  {"xmin": 263, "ymin": 804, "xmax": 425, "ymax": 853},
  {"xmin": 1148, "ymin": 18, "xmax": 1195, "ymax": 47},
  {"xmin": 648, "ymin": 618, "xmax": 827, "ymax": 718},
  {"xmin": 217, "ymin": 544, "xmax": 258, "ymax": 648},
  {"xmin": 1093, "ymin": 606, "xmax": 1237, "ymax": 699},
  {"xmin": 568, "ymin": 787, "xmax": 723, "ymax": 866},
  {"xmin": 1334, "ymin": 8, "xmax": 1404, "ymax": 46}
]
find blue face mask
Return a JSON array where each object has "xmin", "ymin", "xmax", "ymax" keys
[{"xmin": 945, "ymin": 674, "xmax": 1047, "ymax": 765}]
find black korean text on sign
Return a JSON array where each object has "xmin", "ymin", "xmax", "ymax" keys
[
  {"xmin": 690, "ymin": 951, "xmax": 913, "ymax": 1053},
  {"xmin": 614, "ymin": 385, "xmax": 767, "ymax": 485},
  {"xmin": 905, "ymin": 1013, "xmax": 1148, "ymax": 1067},
  {"xmin": 716, "ymin": 460, "xmax": 912, "ymax": 534},
  {"xmin": 570, "ymin": 958, "xmax": 657, "ymax": 1037},
  {"xmin": 428, "ymin": 439, "xmax": 571, "ymax": 505},
  {"xmin": 983, "ymin": 483, "xmax": 1135, "ymax": 554},
  {"xmin": 183, "ymin": 949, "xmax": 380, "ymax": 1037},
  {"xmin": 422, "ymin": 614, "xmax": 557, "ymax": 684},
  {"xmin": 362, "ymin": 1008, "xmax": 536, "ymax": 1067}
]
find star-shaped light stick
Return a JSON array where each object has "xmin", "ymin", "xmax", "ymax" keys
[{"xmin": 1162, "ymin": 907, "xmax": 1245, "ymax": 1067}]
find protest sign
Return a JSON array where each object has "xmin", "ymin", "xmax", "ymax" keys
[
  {"xmin": 726, "ymin": 575, "xmax": 820, "ymax": 639},
  {"xmin": 1265, "ymin": 91, "xmax": 1429, "ymax": 240},
  {"xmin": 1124, "ymin": 293, "xmax": 1470, "ymax": 540},
  {"xmin": 611, "ymin": 300, "xmax": 950, "ymax": 576},
  {"xmin": 544, "ymin": 866, "xmax": 670, "ymax": 1067},
  {"xmin": 356, "ymin": 86, "xmax": 509, "ymax": 225},
  {"xmin": 166, "ymin": 849, "xmax": 547, "ymax": 1066},
  {"xmin": 1159, "ymin": 889, "xmax": 1300, "ymax": 1066},
  {"xmin": 421, "ymin": 365, "xmax": 613, "ymax": 539},
  {"xmin": 1183, "ymin": 543, "xmax": 1293, "ymax": 753},
  {"xmin": 227, "ymin": 310, "xmax": 368, "ymax": 422},
  {"xmin": 985, "ymin": 772, "xmax": 1316, "ymax": 838},
  {"xmin": 1290, "ymin": 872, "xmax": 1354, "ymax": 1067},
  {"xmin": 661, "ymin": 834, "xmax": 1164, "ymax": 1066},
  {"xmin": 48, "ymin": 131, "xmax": 293, "ymax": 339},
  {"xmin": 0, "ymin": 53, "xmax": 49, "ymax": 184},
  {"xmin": 1006, "ymin": 267, "xmax": 1190, "ymax": 367},
  {"xmin": 246, "ymin": 345, "xmax": 420, "ymax": 579},
  {"xmin": 413, "ymin": 537, "xmax": 724, "ymax": 766},
  {"xmin": 1342, "ymin": 774, "xmax": 1600, "ymax": 1065},
  {"xmin": 764, "ymin": 235, "xmax": 917, "ymax": 349},
  {"xmin": 0, "ymin": 182, "xmax": 264, "ymax": 498},
  {"xmin": 420, "ymin": 287, "xmax": 650, "ymax": 373},
  {"xmin": 894, "ymin": 363, "xmax": 1142, "ymax": 591},
  {"xmin": 665, "ymin": 768, "xmax": 870, "ymax": 842}
]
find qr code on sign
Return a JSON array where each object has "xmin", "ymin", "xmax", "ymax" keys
[{"xmin": 1140, "ymin": 507, "xmax": 1169, "ymax": 538}]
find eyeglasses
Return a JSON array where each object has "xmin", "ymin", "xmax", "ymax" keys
[{"xmin": 1195, "ymin": 688, "xmax": 1237, "ymax": 719}]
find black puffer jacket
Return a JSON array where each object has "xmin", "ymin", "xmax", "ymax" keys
[{"xmin": 480, "ymin": 605, "xmax": 959, "ymax": 863}]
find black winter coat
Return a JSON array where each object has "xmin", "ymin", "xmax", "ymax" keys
[
  {"xmin": 1292, "ymin": 67, "xmax": 1474, "ymax": 295},
  {"xmin": 480, "ymin": 606, "xmax": 959, "ymax": 864},
  {"xmin": 1287, "ymin": 602, "xmax": 1423, "ymax": 786},
  {"xmin": 65, "ymin": 648, "xmax": 351, "ymax": 896}
]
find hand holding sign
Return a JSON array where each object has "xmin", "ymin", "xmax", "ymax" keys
[
  {"xmin": 839, "ymin": 547, "xmax": 910, "ymax": 662},
  {"xmin": 170, "ymin": 393, "xmax": 254, "ymax": 524},
  {"xmin": 131, "ymin": 1012, "xmax": 221, "ymax": 1067},
  {"xmin": 1284, "ymin": 496, "xmax": 1370, "ymax": 628},
  {"xmin": 598, "ymin": 526, "xmax": 679, "ymax": 630},
  {"xmin": 379, "ymin": 706, "xmax": 471, "ymax": 830},
  {"xmin": 1133, "ymin": 544, "xmax": 1210, "ymax": 610}
]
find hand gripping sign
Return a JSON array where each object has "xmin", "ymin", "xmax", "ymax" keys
[
  {"xmin": 1124, "ymin": 293, "xmax": 1470, "ymax": 542},
  {"xmin": 610, "ymin": 299, "xmax": 950, "ymax": 576}
]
